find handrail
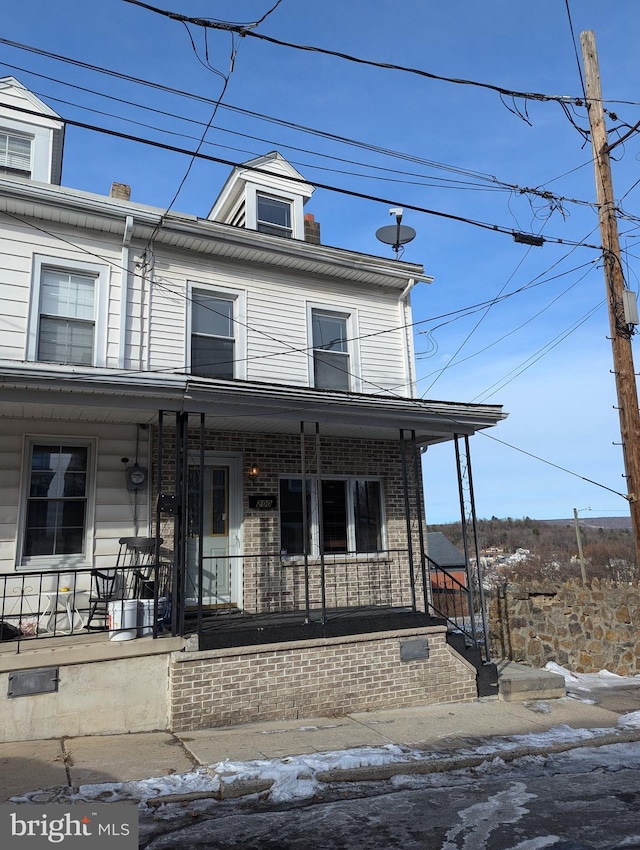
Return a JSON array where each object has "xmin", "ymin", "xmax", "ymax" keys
[{"xmin": 427, "ymin": 558, "xmax": 486, "ymax": 658}]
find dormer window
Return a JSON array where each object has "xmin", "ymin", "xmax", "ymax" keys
[
  {"xmin": 256, "ymin": 194, "xmax": 292, "ymax": 238},
  {"xmin": 0, "ymin": 129, "xmax": 31, "ymax": 177}
]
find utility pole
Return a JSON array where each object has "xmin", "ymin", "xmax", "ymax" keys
[
  {"xmin": 580, "ymin": 30, "xmax": 640, "ymax": 570},
  {"xmin": 573, "ymin": 507, "xmax": 588, "ymax": 583}
]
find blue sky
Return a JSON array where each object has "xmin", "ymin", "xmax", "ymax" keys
[{"xmin": 3, "ymin": 1, "xmax": 640, "ymax": 523}]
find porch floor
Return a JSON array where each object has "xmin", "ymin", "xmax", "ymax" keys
[{"xmin": 194, "ymin": 606, "xmax": 445, "ymax": 650}]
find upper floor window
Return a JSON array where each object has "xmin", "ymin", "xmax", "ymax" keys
[
  {"xmin": 191, "ymin": 290, "xmax": 235, "ymax": 379},
  {"xmin": 20, "ymin": 440, "xmax": 94, "ymax": 567},
  {"xmin": 256, "ymin": 194, "xmax": 292, "ymax": 238},
  {"xmin": 27, "ymin": 256, "xmax": 108, "ymax": 368},
  {"xmin": 37, "ymin": 269, "xmax": 96, "ymax": 366},
  {"xmin": 312, "ymin": 309, "xmax": 350, "ymax": 391},
  {"xmin": 0, "ymin": 129, "xmax": 31, "ymax": 177}
]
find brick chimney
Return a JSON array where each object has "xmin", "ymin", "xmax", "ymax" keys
[
  {"xmin": 110, "ymin": 182, "xmax": 131, "ymax": 201},
  {"xmin": 303, "ymin": 213, "xmax": 321, "ymax": 244}
]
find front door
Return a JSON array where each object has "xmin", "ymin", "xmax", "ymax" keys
[{"xmin": 187, "ymin": 455, "xmax": 242, "ymax": 607}]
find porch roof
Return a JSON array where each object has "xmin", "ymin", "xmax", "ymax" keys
[{"xmin": 0, "ymin": 364, "xmax": 506, "ymax": 444}]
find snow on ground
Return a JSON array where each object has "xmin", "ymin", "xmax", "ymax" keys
[
  {"xmin": 11, "ymin": 667, "xmax": 640, "ymax": 811},
  {"xmin": 544, "ymin": 662, "xmax": 640, "ymax": 728}
]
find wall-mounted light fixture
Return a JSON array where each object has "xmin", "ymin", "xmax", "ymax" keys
[{"xmin": 247, "ymin": 464, "xmax": 260, "ymax": 479}]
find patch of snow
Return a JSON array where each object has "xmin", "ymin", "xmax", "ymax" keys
[{"xmin": 618, "ymin": 711, "xmax": 640, "ymax": 729}]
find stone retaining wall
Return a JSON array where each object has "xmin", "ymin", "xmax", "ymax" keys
[
  {"xmin": 488, "ymin": 578, "xmax": 640, "ymax": 674},
  {"xmin": 169, "ymin": 626, "xmax": 477, "ymax": 731}
]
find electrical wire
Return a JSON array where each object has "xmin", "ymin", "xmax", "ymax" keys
[
  {"xmin": 476, "ymin": 429, "xmax": 628, "ymax": 500},
  {"xmin": 0, "ymin": 51, "xmax": 599, "ymax": 207},
  {"xmin": 122, "ymin": 0, "xmax": 580, "ymax": 105},
  {"xmin": 0, "ymin": 208, "xmax": 624, "ymax": 501},
  {"xmin": 471, "ymin": 300, "xmax": 604, "ymax": 402},
  {"xmin": 0, "ymin": 99, "xmax": 604, "ymax": 251},
  {"xmin": 564, "ymin": 0, "xmax": 587, "ymax": 101},
  {"xmin": 416, "ymin": 261, "xmax": 599, "ymax": 376}
]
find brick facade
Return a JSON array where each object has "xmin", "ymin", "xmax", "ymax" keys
[
  {"xmin": 169, "ymin": 626, "xmax": 477, "ymax": 731},
  {"xmin": 156, "ymin": 427, "xmax": 428, "ymax": 613}
]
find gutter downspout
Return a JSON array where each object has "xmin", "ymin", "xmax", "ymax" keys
[
  {"xmin": 119, "ymin": 215, "xmax": 134, "ymax": 369},
  {"xmin": 399, "ymin": 278, "xmax": 417, "ymax": 397}
]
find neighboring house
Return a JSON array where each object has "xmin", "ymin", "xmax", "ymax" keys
[
  {"xmin": 0, "ymin": 77, "xmax": 507, "ymax": 741},
  {"xmin": 427, "ymin": 532, "xmax": 468, "ymax": 589}
]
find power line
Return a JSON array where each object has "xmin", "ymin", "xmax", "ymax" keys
[
  {"xmin": 471, "ymin": 300, "xmax": 604, "ymax": 402},
  {"xmin": 122, "ymin": 0, "xmax": 580, "ymax": 105},
  {"xmin": 476, "ymin": 430, "xmax": 628, "ymax": 499},
  {"xmin": 1, "ymin": 207, "xmax": 623, "ymax": 501},
  {"xmin": 0, "ymin": 48, "xmax": 599, "ymax": 208},
  {"xmin": 416, "ymin": 261, "xmax": 599, "ymax": 375},
  {"xmin": 564, "ymin": 0, "xmax": 587, "ymax": 101},
  {"xmin": 0, "ymin": 99, "xmax": 604, "ymax": 251}
]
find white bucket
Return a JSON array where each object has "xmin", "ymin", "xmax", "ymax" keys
[
  {"xmin": 137, "ymin": 599, "xmax": 164, "ymax": 637},
  {"xmin": 108, "ymin": 599, "xmax": 138, "ymax": 641}
]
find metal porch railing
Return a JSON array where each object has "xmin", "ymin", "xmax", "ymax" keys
[
  {"xmin": 428, "ymin": 560, "xmax": 489, "ymax": 659},
  {"xmin": 0, "ymin": 562, "xmax": 170, "ymax": 650}
]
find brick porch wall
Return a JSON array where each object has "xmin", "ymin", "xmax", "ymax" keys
[
  {"xmin": 169, "ymin": 626, "xmax": 477, "ymax": 731},
  {"xmin": 156, "ymin": 428, "xmax": 428, "ymax": 613}
]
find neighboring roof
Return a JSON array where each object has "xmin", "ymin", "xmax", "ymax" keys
[
  {"xmin": 0, "ymin": 76, "xmax": 65, "ymax": 184},
  {"xmin": 0, "ymin": 76, "xmax": 63, "ymax": 122},
  {"xmin": 427, "ymin": 532, "xmax": 467, "ymax": 569}
]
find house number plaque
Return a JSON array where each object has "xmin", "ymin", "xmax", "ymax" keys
[{"xmin": 248, "ymin": 495, "xmax": 277, "ymax": 510}]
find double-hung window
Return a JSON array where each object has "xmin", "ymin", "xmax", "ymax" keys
[
  {"xmin": 37, "ymin": 268, "xmax": 96, "ymax": 365},
  {"xmin": 256, "ymin": 194, "xmax": 292, "ymax": 238},
  {"xmin": 279, "ymin": 476, "xmax": 384, "ymax": 556},
  {"xmin": 311, "ymin": 310, "xmax": 351, "ymax": 391},
  {"xmin": 21, "ymin": 441, "xmax": 92, "ymax": 565},
  {"xmin": 191, "ymin": 290, "xmax": 236, "ymax": 379},
  {"xmin": 0, "ymin": 129, "xmax": 32, "ymax": 177}
]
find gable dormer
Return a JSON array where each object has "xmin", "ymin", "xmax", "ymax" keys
[
  {"xmin": 208, "ymin": 151, "xmax": 314, "ymax": 240},
  {"xmin": 0, "ymin": 76, "xmax": 64, "ymax": 184}
]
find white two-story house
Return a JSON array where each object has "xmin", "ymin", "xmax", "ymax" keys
[{"xmin": 0, "ymin": 77, "xmax": 506, "ymax": 740}]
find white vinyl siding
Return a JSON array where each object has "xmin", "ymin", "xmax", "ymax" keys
[
  {"xmin": 0, "ymin": 420, "xmax": 150, "ymax": 574},
  {"xmin": 148, "ymin": 260, "xmax": 406, "ymax": 393}
]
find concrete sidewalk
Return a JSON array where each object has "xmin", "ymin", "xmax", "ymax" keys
[{"xmin": 2, "ymin": 684, "xmax": 638, "ymax": 802}]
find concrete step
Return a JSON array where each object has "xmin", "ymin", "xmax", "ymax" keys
[{"xmin": 496, "ymin": 660, "xmax": 566, "ymax": 702}]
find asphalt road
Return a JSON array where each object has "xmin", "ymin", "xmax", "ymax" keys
[{"xmin": 140, "ymin": 739, "xmax": 640, "ymax": 850}]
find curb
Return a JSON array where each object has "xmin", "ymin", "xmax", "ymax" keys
[{"xmin": 144, "ymin": 727, "xmax": 640, "ymax": 807}]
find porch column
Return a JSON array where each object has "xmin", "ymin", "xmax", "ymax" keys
[
  {"xmin": 300, "ymin": 421, "xmax": 311, "ymax": 621},
  {"xmin": 454, "ymin": 434, "xmax": 490, "ymax": 660},
  {"xmin": 410, "ymin": 430, "xmax": 429, "ymax": 612},
  {"xmin": 315, "ymin": 423, "xmax": 327, "ymax": 625},
  {"xmin": 399, "ymin": 429, "xmax": 417, "ymax": 612}
]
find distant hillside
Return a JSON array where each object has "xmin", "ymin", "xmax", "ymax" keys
[
  {"xmin": 428, "ymin": 516, "xmax": 636, "ymax": 577},
  {"xmin": 541, "ymin": 516, "xmax": 632, "ymax": 531}
]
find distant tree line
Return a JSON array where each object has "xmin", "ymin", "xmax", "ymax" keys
[{"xmin": 428, "ymin": 517, "xmax": 636, "ymax": 581}]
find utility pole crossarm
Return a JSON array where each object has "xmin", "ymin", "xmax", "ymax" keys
[{"xmin": 580, "ymin": 30, "xmax": 640, "ymax": 569}]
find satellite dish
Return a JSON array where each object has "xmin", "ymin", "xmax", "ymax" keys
[{"xmin": 376, "ymin": 208, "xmax": 416, "ymax": 259}]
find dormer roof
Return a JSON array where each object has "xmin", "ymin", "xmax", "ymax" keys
[
  {"xmin": 0, "ymin": 76, "xmax": 65, "ymax": 184},
  {"xmin": 207, "ymin": 151, "xmax": 314, "ymax": 238}
]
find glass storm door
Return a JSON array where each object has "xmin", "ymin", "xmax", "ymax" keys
[{"xmin": 187, "ymin": 459, "xmax": 241, "ymax": 607}]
